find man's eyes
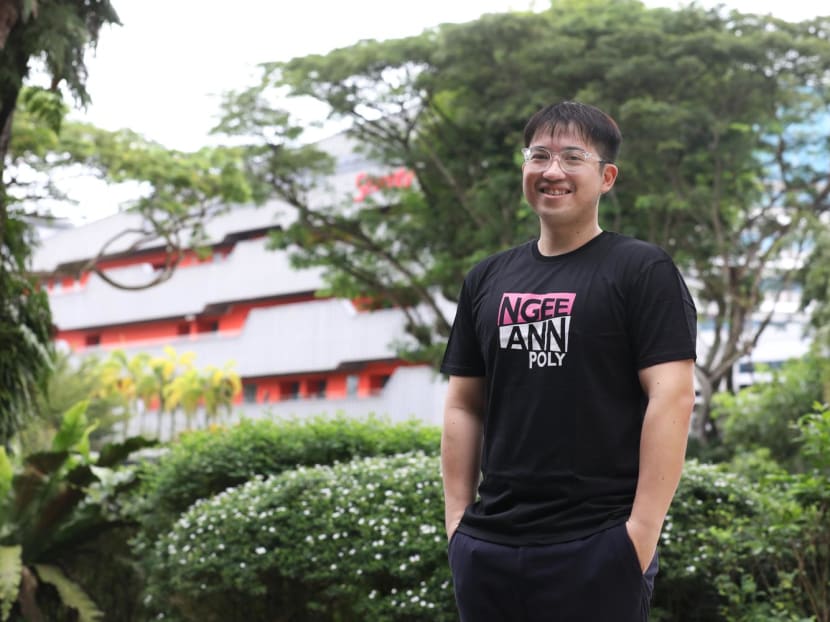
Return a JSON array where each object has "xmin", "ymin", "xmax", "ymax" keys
[{"xmin": 561, "ymin": 150, "xmax": 586, "ymax": 162}]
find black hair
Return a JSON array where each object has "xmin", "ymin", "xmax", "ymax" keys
[{"xmin": 523, "ymin": 101, "xmax": 622, "ymax": 163}]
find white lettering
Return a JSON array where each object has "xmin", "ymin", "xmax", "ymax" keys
[{"xmin": 528, "ymin": 351, "xmax": 567, "ymax": 369}]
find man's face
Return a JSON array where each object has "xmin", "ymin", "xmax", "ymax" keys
[{"xmin": 522, "ymin": 127, "xmax": 618, "ymax": 228}]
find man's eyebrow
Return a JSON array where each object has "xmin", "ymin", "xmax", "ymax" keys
[{"xmin": 529, "ymin": 144, "xmax": 587, "ymax": 151}]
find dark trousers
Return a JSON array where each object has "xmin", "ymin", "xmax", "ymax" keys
[{"xmin": 448, "ymin": 523, "xmax": 659, "ymax": 622}]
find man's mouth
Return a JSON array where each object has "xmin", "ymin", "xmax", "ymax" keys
[{"xmin": 540, "ymin": 187, "xmax": 572, "ymax": 196}]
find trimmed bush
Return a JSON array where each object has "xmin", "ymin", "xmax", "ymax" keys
[
  {"xmin": 133, "ymin": 414, "xmax": 441, "ymax": 543},
  {"xmin": 134, "ymin": 411, "xmax": 829, "ymax": 621},
  {"xmin": 144, "ymin": 452, "xmax": 454, "ymax": 622},
  {"xmin": 142, "ymin": 448, "xmax": 827, "ymax": 622},
  {"xmin": 652, "ymin": 460, "xmax": 765, "ymax": 621},
  {"xmin": 655, "ymin": 454, "xmax": 828, "ymax": 622}
]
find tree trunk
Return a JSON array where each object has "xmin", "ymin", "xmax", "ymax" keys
[
  {"xmin": 0, "ymin": 0, "xmax": 19, "ymax": 50},
  {"xmin": 691, "ymin": 368, "xmax": 715, "ymax": 440}
]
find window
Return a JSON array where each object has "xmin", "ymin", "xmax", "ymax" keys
[
  {"xmin": 368, "ymin": 374, "xmax": 390, "ymax": 395},
  {"xmin": 307, "ymin": 379, "xmax": 327, "ymax": 398},
  {"xmin": 346, "ymin": 374, "xmax": 359, "ymax": 397},
  {"xmin": 196, "ymin": 319, "xmax": 219, "ymax": 333},
  {"xmin": 279, "ymin": 381, "xmax": 300, "ymax": 401},
  {"xmin": 243, "ymin": 384, "xmax": 257, "ymax": 403},
  {"xmin": 84, "ymin": 333, "xmax": 101, "ymax": 346}
]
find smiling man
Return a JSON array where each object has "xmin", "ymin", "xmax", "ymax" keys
[{"xmin": 440, "ymin": 101, "xmax": 697, "ymax": 621}]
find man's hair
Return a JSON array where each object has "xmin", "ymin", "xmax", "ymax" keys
[{"xmin": 523, "ymin": 101, "xmax": 622, "ymax": 163}]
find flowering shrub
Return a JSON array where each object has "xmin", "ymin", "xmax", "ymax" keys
[
  {"xmin": 144, "ymin": 452, "xmax": 454, "ymax": 621},
  {"xmin": 133, "ymin": 414, "xmax": 441, "ymax": 543},
  {"xmin": 136, "ymin": 409, "xmax": 830, "ymax": 622},
  {"xmin": 651, "ymin": 460, "xmax": 764, "ymax": 621},
  {"xmin": 654, "ymin": 452, "xmax": 830, "ymax": 622}
]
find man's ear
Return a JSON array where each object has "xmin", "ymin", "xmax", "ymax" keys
[{"xmin": 600, "ymin": 163, "xmax": 619, "ymax": 193}]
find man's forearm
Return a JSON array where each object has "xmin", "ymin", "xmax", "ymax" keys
[
  {"xmin": 441, "ymin": 405, "xmax": 483, "ymax": 538},
  {"xmin": 630, "ymin": 394, "xmax": 692, "ymax": 531},
  {"xmin": 628, "ymin": 360, "xmax": 696, "ymax": 568}
]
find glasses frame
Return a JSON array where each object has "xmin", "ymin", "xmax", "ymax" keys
[{"xmin": 521, "ymin": 146, "xmax": 612, "ymax": 174}]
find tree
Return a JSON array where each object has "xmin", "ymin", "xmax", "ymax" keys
[
  {"xmin": 98, "ymin": 348, "xmax": 242, "ymax": 440},
  {"xmin": 0, "ymin": 0, "xmax": 119, "ymax": 445},
  {"xmin": 0, "ymin": 0, "xmax": 252, "ymax": 442},
  {"xmin": 710, "ymin": 351, "xmax": 830, "ymax": 469},
  {"xmin": 801, "ymin": 222, "xmax": 830, "ymax": 355},
  {"xmin": 216, "ymin": 0, "xmax": 830, "ymax": 435},
  {"xmin": 10, "ymin": 96, "xmax": 253, "ymax": 291}
]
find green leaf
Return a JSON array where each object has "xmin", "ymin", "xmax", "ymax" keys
[
  {"xmin": 0, "ymin": 546, "xmax": 22, "ymax": 622},
  {"xmin": 32, "ymin": 564, "xmax": 103, "ymax": 622},
  {"xmin": 0, "ymin": 450, "xmax": 12, "ymax": 501},
  {"xmin": 20, "ymin": 0, "xmax": 38, "ymax": 22},
  {"xmin": 51, "ymin": 401, "xmax": 91, "ymax": 454},
  {"xmin": 23, "ymin": 451, "xmax": 68, "ymax": 475},
  {"xmin": 95, "ymin": 435, "xmax": 157, "ymax": 468}
]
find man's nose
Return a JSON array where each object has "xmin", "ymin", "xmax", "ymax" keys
[{"xmin": 541, "ymin": 156, "xmax": 567, "ymax": 176}]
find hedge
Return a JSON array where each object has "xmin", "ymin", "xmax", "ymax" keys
[
  {"xmin": 144, "ymin": 452, "xmax": 454, "ymax": 622},
  {"xmin": 132, "ymin": 414, "xmax": 441, "ymax": 544}
]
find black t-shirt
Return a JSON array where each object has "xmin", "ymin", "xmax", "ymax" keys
[{"xmin": 440, "ymin": 232, "xmax": 697, "ymax": 545}]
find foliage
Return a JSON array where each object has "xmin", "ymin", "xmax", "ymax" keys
[
  {"xmin": 0, "ymin": 0, "xmax": 119, "ymax": 445},
  {"xmin": 9, "ymin": 100, "xmax": 253, "ymax": 291},
  {"xmin": 96, "ymin": 347, "xmax": 241, "ymax": 440},
  {"xmin": 133, "ymin": 414, "xmax": 441, "ymax": 548},
  {"xmin": 216, "ymin": 1, "xmax": 830, "ymax": 428},
  {"xmin": 654, "ymin": 403, "xmax": 830, "ymax": 622},
  {"xmin": 0, "ymin": 214, "xmax": 52, "ymax": 444},
  {"xmin": 801, "ymin": 224, "xmax": 830, "ymax": 354},
  {"xmin": 650, "ymin": 460, "xmax": 765, "ymax": 621},
  {"xmin": 143, "ymin": 442, "xmax": 829, "ymax": 622},
  {"xmin": 15, "ymin": 351, "xmax": 128, "ymax": 454},
  {"xmin": 712, "ymin": 405, "xmax": 830, "ymax": 622},
  {"xmin": 710, "ymin": 352, "xmax": 830, "ymax": 468},
  {"xmin": 0, "ymin": 401, "xmax": 155, "ymax": 621},
  {"xmin": 144, "ymin": 452, "xmax": 453, "ymax": 622}
]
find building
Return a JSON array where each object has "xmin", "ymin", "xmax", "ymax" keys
[{"xmin": 32, "ymin": 135, "xmax": 449, "ymax": 437}]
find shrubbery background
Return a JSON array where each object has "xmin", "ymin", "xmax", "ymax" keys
[{"xmin": 5, "ymin": 358, "xmax": 829, "ymax": 621}]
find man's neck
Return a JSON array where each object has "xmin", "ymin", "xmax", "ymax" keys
[{"xmin": 537, "ymin": 224, "xmax": 603, "ymax": 257}]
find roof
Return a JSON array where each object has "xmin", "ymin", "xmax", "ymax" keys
[{"xmin": 32, "ymin": 131, "xmax": 392, "ymax": 274}]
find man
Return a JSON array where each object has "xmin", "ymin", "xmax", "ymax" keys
[{"xmin": 440, "ymin": 101, "xmax": 697, "ymax": 621}]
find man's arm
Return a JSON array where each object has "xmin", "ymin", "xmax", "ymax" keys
[
  {"xmin": 441, "ymin": 375, "xmax": 486, "ymax": 540},
  {"xmin": 626, "ymin": 359, "xmax": 696, "ymax": 571}
]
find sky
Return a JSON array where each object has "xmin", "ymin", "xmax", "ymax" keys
[{"xmin": 53, "ymin": 0, "xmax": 823, "ymax": 223}]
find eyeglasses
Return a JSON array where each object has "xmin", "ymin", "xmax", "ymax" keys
[{"xmin": 521, "ymin": 146, "xmax": 610, "ymax": 174}]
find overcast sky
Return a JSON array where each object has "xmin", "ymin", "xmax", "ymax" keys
[
  {"xmin": 54, "ymin": 0, "xmax": 821, "ymax": 223},
  {"xmin": 71, "ymin": 0, "xmax": 821, "ymax": 151}
]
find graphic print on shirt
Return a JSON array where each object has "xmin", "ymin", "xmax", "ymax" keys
[{"xmin": 498, "ymin": 292, "xmax": 575, "ymax": 369}]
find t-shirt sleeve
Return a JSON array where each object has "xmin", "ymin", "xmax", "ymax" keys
[
  {"xmin": 440, "ymin": 277, "xmax": 486, "ymax": 377},
  {"xmin": 627, "ymin": 259, "xmax": 697, "ymax": 370}
]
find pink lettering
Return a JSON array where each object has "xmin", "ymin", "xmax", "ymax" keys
[{"xmin": 498, "ymin": 292, "xmax": 575, "ymax": 326}]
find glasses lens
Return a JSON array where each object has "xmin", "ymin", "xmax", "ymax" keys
[
  {"xmin": 559, "ymin": 148, "xmax": 588, "ymax": 173},
  {"xmin": 524, "ymin": 147, "xmax": 589, "ymax": 173},
  {"xmin": 525, "ymin": 147, "xmax": 551, "ymax": 171}
]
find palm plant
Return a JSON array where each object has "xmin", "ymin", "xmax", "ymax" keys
[{"xmin": 0, "ymin": 401, "xmax": 154, "ymax": 621}]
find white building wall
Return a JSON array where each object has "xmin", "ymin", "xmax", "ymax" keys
[
  {"xmin": 121, "ymin": 366, "xmax": 449, "ymax": 442},
  {"xmin": 48, "ymin": 237, "xmax": 325, "ymax": 329},
  {"xmin": 78, "ymin": 298, "xmax": 415, "ymax": 377}
]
